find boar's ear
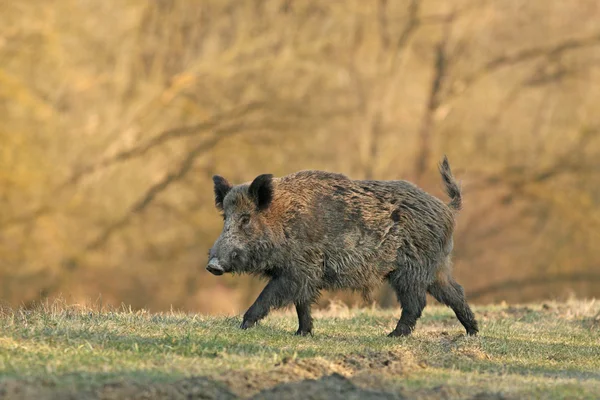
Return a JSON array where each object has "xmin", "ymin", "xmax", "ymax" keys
[
  {"xmin": 213, "ymin": 175, "xmax": 232, "ymax": 210},
  {"xmin": 248, "ymin": 174, "xmax": 274, "ymax": 211}
]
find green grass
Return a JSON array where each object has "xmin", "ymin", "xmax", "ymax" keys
[{"xmin": 0, "ymin": 299, "xmax": 599, "ymax": 399}]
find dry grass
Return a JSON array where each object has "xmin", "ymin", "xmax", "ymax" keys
[{"xmin": 0, "ymin": 299, "xmax": 599, "ymax": 399}]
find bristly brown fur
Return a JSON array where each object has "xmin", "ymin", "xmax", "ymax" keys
[{"xmin": 208, "ymin": 157, "xmax": 478, "ymax": 337}]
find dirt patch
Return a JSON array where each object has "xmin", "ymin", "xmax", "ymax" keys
[
  {"xmin": 95, "ymin": 377, "xmax": 238, "ymax": 400},
  {"xmin": 455, "ymin": 347, "xmax": 491, "ymax": 361},
  {"xmin": 0, "ymin": 377, "xmax": 238, "ymax": 400},
  {"xmin": 252, "ymin": 373, "xmax": 403, "ymax": 400},
  {"xmin": 0, "ymin": 374, "xmax": 403, "ymax": 400},
  {"xmin": 0, "ymin": 380, "xmax": 53, "ymax": 400},
  {"xmin": 470, "ymin": 392, "xmax": 519, "ymax": 400},
  {"xmin": 408, "ymin": 386, "xmax": 518, "ymax": 400},
  {"xmin": 0, "ymin": 349, "xmax": 416, "ymax": 400},
  {"xmin": 219, "ymin": 349, "xmax": 416, "ymax": 396},
  {"xmin": 435, "ymin": 333, "xmax": 491, "ymax": 363},
  {"xmin": 0, "ymin": 373, "xmax": 518, "ymax": 400}
]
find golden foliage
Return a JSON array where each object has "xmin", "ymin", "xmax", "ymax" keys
[{"xmin": 1, "ymin": 0, "xmax": 599, "ymax": 312}]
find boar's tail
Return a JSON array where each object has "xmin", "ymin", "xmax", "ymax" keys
[{"xmin": 438, "ymin": 155, "xmax": 462, "ymax": 212}]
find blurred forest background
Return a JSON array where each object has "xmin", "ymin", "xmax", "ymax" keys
[{"xmin": 1, "ymin": 0, "xmax": 600, "ymax": 314}]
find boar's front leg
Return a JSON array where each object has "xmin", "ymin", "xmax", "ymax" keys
[{"xmin": 241, "ymin": 277, "xmax": 309, "ymax": 331}]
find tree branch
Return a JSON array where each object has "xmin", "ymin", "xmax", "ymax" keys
[
  {"xmin": 63, "ymin": 102, "xmax": 266, "ymax": 187},
  {"xmin": 82, "ymin": 106, "xmax": 344, "ymax": 251},
  {"xmin": 389, "ymin": 0, "xmax": 420, "ymax": 71},
  {"xmin": 449, "ymin": 32, "xmax": 600, "ymax": 99},
  {"xmin": 84, "ymin": 126, "xmax": 243, "ymax": 251},
  {"xmin": 467, "ymin": 128, "xmax": 599, "ymax": 192}
]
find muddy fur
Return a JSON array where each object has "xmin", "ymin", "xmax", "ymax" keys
[{"xmin": 207, "ymin": 156, "xmax": 478, "ymax": 337}]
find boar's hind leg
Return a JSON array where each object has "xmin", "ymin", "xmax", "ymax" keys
[
  {"xmin": 428, "ymin": 277, "xmax": 479, "ymax": 336},
  {"xmin": 295, "ymin": 302, "xmax": 313, "ymax": 336},
  {"xmin": 387, "ymin": 275, "xmax": 427, "ymax": 337}
]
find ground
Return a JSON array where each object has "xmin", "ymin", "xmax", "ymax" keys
[{"xmin": 0, "ymin": 299, "xmax": 599, "ymax": 399}]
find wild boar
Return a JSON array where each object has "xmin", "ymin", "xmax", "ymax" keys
[{"xmin": 206, "ymin": 156, "xmax": 478, "ymax": 337}]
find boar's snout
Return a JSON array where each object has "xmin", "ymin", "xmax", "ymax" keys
[
  {"xmin": 206, "ymin": 244, "xmax": 247, "ymax": 275},
  {"xmin": 206, "ymin": 257, "xmax": 224, "ymax": 276}
]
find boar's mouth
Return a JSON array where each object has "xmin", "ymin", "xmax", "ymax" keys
[{"xmin": 206, "ymin": 257, "xmax": 225, "ymax": 276}]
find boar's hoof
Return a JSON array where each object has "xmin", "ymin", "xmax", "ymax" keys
[
  {"xmin": 240, "ymin": 319, "xmax": 256, "ymax": 330},
  {"xmin": 295, "ymin": 328, "xmax": 313, "ymax": 337},
  {"xmin": 387, "ymin": 326, "xmax": 413, "ymax": 337}
]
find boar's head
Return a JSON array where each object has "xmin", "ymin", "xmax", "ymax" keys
[{"xmin": 206, "ymin": 173, "xmax": 275, "ymax": 276}]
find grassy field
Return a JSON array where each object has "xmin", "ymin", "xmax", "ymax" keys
[{"xmin": 0, "ymin": 299, "xmax": 599, "ymax": 400}]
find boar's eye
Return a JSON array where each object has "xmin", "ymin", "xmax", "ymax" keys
[{"xmin": 239, "ymin": 214, "xmax": 251, "ymax": 226}]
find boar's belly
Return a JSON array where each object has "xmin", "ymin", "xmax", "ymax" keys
[{"xmin": 320, "ymin": 252, "xmax": 393, "ymax": 291}]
